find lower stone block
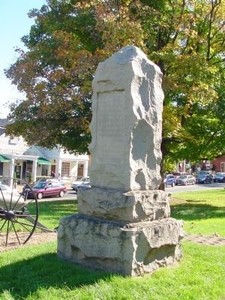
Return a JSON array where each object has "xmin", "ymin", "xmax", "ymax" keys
[{"xmin": 57, "ymin": 214, "xmax": 184, "ymax": 276}]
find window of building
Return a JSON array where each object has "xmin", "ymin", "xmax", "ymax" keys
[
  {"xmin": 78, "ymin": 164, "xmax": 84, "ymax": 177},
  {"xmin": 42, "ymin": 165, "xmax": 49, "ymax": 176},
  {"xmin": 62, "ymin": 162, "xmax": 70, "ymax": 177},
  {"xmin": 8, "ymin": 137, "xmax": 20, "ymax": 145}
]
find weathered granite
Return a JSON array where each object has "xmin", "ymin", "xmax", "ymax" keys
[
  {"xmin": 78, "ymin": 188, "xmax": 171, "ymax": 222},
  {"xmin": 89, "ymin": 45, "xmax": 164, "ymax": 191},
  {"xmin": 58, "ymin": 214, "xmax": 184, "ymax": 276},
  {"xmin": 57, "ymin": 45, "xmax": 183, "ymax": 276}
]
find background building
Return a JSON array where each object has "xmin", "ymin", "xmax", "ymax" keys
[{"xmin": 0, "ymin": 119, "xmax": 89, "ymax": 184}]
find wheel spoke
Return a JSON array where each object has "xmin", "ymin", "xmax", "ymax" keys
[
  {"xmin": 12, "ymin": 198, "xmax": 37, "ymax": 213},
  {"xmin": 5, "ymin": 220, "xmax": 10, "ymax": 247},
  {"xmin": 0, "ymin": 188, "xmax": 9, "ymax": 211},
  {"xmin": 13, "ymin": 219, "xmax": 37, "ymax": 231},
  {"xmin": 11, "ymin": 193, "xmax": 25, "ymax": 211},
  {"xmin": 0, "ymin": 177, "xmax": 39, "ymax": 247},
  {"xmin": 0, "ymin": 219, "xmax": 7, "ymax": 231},
  {"xmin": 11, "ymin": 220, "xmax": 22, "ymax": 245}
]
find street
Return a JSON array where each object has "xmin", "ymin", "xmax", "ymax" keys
[
  {"xmin": 37, "ymin": 189, "xmax": 77, "ymax": 202},
  {"xmin": 65, "ymin": 189, "xmax": 78, "ymax": 199},
  {"xmin": 166, "ymin": 182, "xmax": 225, "ymax": 194},
  {"xmin": 38, "ymin": 182, "xmax": 225, "ymax": 202}
]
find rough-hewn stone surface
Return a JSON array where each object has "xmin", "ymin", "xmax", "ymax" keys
[
  {"xmin": 57, "ymin": 214, "xmax": 183, "ymax": 276},
  {"xmin": 89, "ymin": 45, "xmax": 164, "ymax": 191},
  {"xmin": 57, "ymin": 46, "xmax": 183, "ymax": 276},
  {"xmin": 78, "ymin": 188, "xmax": 171, "ymax": 222}
]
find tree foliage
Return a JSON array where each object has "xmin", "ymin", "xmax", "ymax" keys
[{"xmin": 5, "ymin": 0, "xmax": 225, "ymax": 164}]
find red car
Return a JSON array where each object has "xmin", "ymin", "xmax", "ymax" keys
[{"xmin": 24, "ymin": 179, "xmax": 67, "ymax": 199}]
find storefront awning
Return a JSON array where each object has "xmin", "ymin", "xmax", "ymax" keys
[
  {"xmin": 0, "ymin": 154, "xmax": 10, "ymax": 162},
  {"xmin": 37, "ymin": 157, "xmax": 51, "ymax": 165}
]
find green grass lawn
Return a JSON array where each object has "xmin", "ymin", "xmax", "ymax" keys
[
  {"xmin": 0, "ymin": 190, "xmax": 225, "ymax": 300},
  {"xmin": 170, "ymin": 189, "xmax": 225, "ymax": 236},
  {"xmin": 36, "ymin": 199, "xmax": 78, "ymax": 229}
]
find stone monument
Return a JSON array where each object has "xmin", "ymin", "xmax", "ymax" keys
[{"xmin": 57, "ymin": 45, "xmax": 184, "ymax": 276}]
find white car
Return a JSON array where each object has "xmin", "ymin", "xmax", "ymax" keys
[
  {"xmin": 76, "ymin": 181, "xmax": 91, "ymax": 191},
  {"xmin": 0, "ymin": 183, "xmax": 24, "ymax": 208},
  {"xmin": 176, "ymin": 175, "xmax": 196, "ymax": 186},
  {"xmin": 71, "ymin": 176, "xmax": 90, "ymax": 192}
]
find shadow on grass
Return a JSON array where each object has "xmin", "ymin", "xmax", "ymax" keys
[
  {"xmin": 0, "ymin": 252, "xmax": 112, "ymax": 299},
  {"xmin": 171, "ymin": 203, "xmax": 225, "ymax": 221}
]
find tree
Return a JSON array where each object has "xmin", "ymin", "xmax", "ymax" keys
[
  {"xmin": 5, "ymin": 0, "xmax": 144, "ymax": 153},
  {"xmin": 159, "ymin": 0, "xmax": 225, "ymax": 167},
  {"xmin": 5, "ymin": 0, "xmax": 225, "ymax": 167}
]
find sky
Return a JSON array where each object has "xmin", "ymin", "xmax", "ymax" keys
[{"xmin": 0, "ymin": 1, "xmax": 46, "ymax": 118}]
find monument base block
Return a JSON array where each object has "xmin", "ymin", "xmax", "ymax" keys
[{"xmin": 57, "ymin": 213, "xmax": 184, "ymax": 276}]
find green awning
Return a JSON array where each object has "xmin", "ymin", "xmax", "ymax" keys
[
  {"xmin": 37, "ymin": 157, "xmax": 51, "ymax": 165},
  {"xmin": 0, "ymin": 154, "xmax": 10, "ymax": 163}
]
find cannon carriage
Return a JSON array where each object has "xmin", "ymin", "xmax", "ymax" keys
[{"xmin": 0, "ymin": 177, "xmax": 41, "ymax": 247}]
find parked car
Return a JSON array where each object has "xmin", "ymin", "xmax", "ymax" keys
[
  {"xmin": 196, "ymin": 172, "xmax": 213, "ymax": 184},
  {"xmin": 172, "ymin": 172, "xmax": 182, "ymax": 182},
  {"xmin": 213, "ymin": 172, "xmax": 225, "ymax": 183},
  {"xmin": 23, "ymin": 179, "xmax": 67, "ymax": 199},
  {"xmin": 71, "ymin": 176, "xmax": 90, "ymax": 192},
  {"xmin": 0, "ymin": 183, "xmax": 24, "ymax": 208},
  {"xmin": 77, "ymin": 181, "xmax": 91, "ymax": 191},
  {"xmin": 164, "ymin": 174, "xmax": 176, "ymax": 187},
  {"xmin": 176, "ymin": 174, "xmax": 196, "ymax": 186}
]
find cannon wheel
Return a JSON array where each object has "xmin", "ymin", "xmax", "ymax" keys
[{"xmin": 0, "ymin": 177, "xmax": 38, "ymax": 247}]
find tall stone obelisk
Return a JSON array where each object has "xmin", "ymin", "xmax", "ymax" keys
[{"xmin": 57, "ymin": 46, "xmax": 184, "ymax": 276}]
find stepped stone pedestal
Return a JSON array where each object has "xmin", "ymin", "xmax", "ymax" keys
[{"xmin": 57, "ymin": 46, "xmax": 184, "ymax": 276}]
